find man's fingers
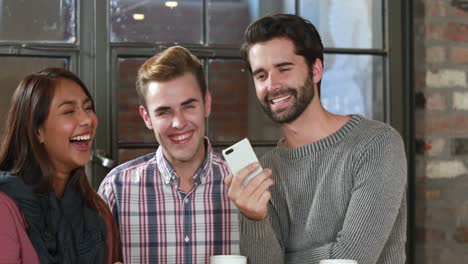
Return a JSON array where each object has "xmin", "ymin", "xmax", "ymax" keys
[
  {"xmin": 224, "ymin": 174, "xmax": 233, "ymax": 189},
  {"xmin": 258, "ymin": 190, "xmax": 272, "ymax": 208},
  {"xmin": 225, "ymin": 163, "xmax": 273, "ymax": 221},
  {"xmin": 248, "ymin": 177, "xmax": 274, "ymax": 201},
  {"xmin": 242, "ymin": 168, "xmax": 272, "ymax": 194},
  {"xmin": 238, "ymin": 189, "xmax": 271, "ymax": 221},
  {"xmin": 231, "ymin": 162, "xmax": 261, "ymax": 188}
]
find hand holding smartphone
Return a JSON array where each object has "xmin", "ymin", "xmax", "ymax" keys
[{"xmin": 222, "ymin": 138, "xmax": 262, "ymax": 185}]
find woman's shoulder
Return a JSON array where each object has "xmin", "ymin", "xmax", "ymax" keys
[
  {"xmin": 0, "ymin": 192, "xmax": 27, "ymax": 230},
  {"xmin": 0, "ymin": 192, "xmax": 40, "ymax": 263},
  {"xmin": 0, "ymin": 192, "xmax": 26, "ymax": 261}
]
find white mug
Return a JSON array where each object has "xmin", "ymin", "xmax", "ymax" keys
[
  {"xmin": 319, "ymin": 260, "xmax": 358, "ymax": 264},
  {"xmin": 210, "ymin": 255, "xmax": 247, "ymax": 264}
]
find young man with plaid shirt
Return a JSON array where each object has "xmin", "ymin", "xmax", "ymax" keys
[{"xmin": 98, "ymin": 46, "xmax": 239, "ymax": 263}]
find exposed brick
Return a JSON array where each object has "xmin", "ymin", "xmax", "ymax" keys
[
  {"xmin": 415, "ymin": 138, "xmax": 427, "ymax": 154},
  {"xmin": 414, "ymin": 0, "xmax": 468, "ymax": 261},
  {"xmin": 453, "ymin": 92, "xmax": 468, "ymax": 110},
  {"xmin": 415, "ymin": 91, "xmax": 427, "ymax": 109},
  {"xmin": 455, "ymin": 201, "xmax": 468, "ymax": 243},
  {"xmin": 415, "ymin": 227, "xmax": 446, "ymax": 242},
  {"xmin": 452, "ymin": 138, "xmax": 468, "ymax": 155},
  {"xmin": 427, "ymin": 46, "xmax": 446, "ymax": 64},
  {"xmin": 414, "ymin": 21, "xmax": 426, "ymax": 38},
  {"xmin": 426, "ymin": 69, "xmax": 467, "ymax": 88},
  {"xmin": 426, "ymin": 92, "xmax": 447, "ymax": 110},
  {"xmin": 451, "ymin": 46, "xmax": 468, "ymax": 64},
  {"xmin": 426, "ymin": 160, "xmax": 467, "ymax": 178},
  {"xmin": 415, "ymin": 157, "xmax": 428, "ymax": 179},
  {"xmin": 416, "ymin": 114, "xmax": 468, "ymax": 134},
  {"xmin": 426, "ymin": 189, "xmax": 441, "ymax": 200},
  {"xmin": 426, "ymin": 23, "xmax": 445, "ymax": 40},
  {"xmin": 415, "ymin": 137, "xmax": 447, "ymax": 156},
  {"xmin": 438, "ymin": 247, "xmax": 468, "ymax": 263},
  {"xmin": 415, "ymin": 72, "xmax": 427, "ymax": 89},
  {"xmin": 454, "ymin": 226, "xmax": 468, "ymax": 243},
  {"xmin": 414, "ymin": 0, "xmax": 426, "ymax": 18},
  {"xmin": 428, "ymin": 0, "xmax": 448, "ymax": 16},
  {"xmin": 452, "ymin": 2, "xmax": 468, "ymax": 18},
  {"xmin": 425, "ymin": 206, "xmax": 459, "ymax": 228},
  {"xmin": 443, "ymin": 23, "xmax": 468, "ymax": 42},
  {"xmin": 426, "ymin": 138, "xmax": 448, "ymax": 156}
]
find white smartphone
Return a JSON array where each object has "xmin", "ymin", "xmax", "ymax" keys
[{"xmin": 222, "ymin": 138, "xmax": 262, "ymax": 185}]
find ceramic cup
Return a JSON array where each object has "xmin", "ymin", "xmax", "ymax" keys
[{"xmin": 210, "ymin": 255, "xmax": 247, "ymax": 264}]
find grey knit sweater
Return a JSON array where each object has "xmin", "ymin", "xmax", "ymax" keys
[{"xmin": 239, "ymin": 115, "xmax": 407, "ymax": 264}]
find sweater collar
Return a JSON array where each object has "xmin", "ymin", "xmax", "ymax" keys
[{"xmin": 276, "ymin": 114, "xmax": 363, "ymax": 158}]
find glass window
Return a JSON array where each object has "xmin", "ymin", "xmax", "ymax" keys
[
  {"xmin": 207, "ymin": 0, "xmax": 294, "ymax": 45},
  {"xmin": 321, "ymin": 54, "xmax": 384, "ymax": 121},
  {"xmin": 110, "ymin": 0, "xmax": 203, "ymax": 44},
  {"xmin": 250, "ymin": 0, "xmax": 295, "ymax": 18},
  {"xmin": 117, "ymin": 57, "xmax": 155, "ymax": 144},
  {"xmin": 300, "ymin": 0, "xmax": 383, "ymax": 49},
  {"xmin": 0, "ymin": 0, "xmax": 76, "ymax": 43},
  {"xmin": 0, "ymin": 57, "xmax": 68, "ymax": 137},
  {"xmin": 208, "ymin": 59, "xmax": 281, "ymax": 142}
]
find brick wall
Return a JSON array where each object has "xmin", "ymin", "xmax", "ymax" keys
[{"xmin": 414, "ymin": 0, "xmax": 468, "ymax": 262}]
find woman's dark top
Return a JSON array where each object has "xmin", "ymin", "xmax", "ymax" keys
[{"xmin": 0, "ymin": 171, "xmax": 107, "ymax": 264}]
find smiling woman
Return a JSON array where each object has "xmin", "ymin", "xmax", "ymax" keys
[
  {"xmin": 36, "ymin": 77, "xmax": 98, "ymax": 197},
  {"xmin": 0, "ymin": 68, "xmax": 122, "ymax": 264}
]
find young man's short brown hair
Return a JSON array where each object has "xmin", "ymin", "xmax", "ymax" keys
[{"xmin": 136, "ymin": 46, "xmax": 206, "ymax": 108}]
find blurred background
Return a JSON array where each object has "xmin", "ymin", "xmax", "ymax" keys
[{"xmin": 0, "ymin": 0, "xmax": 467, "ymax": 263}]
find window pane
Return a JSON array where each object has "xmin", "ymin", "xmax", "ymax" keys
[
  {"xmin": 118, "ymin": 148, "xmax": 155, "ymax": 165},
  {"xmin": 117, "ymin": 57, "xmax": 156, "ymax": 143},
  {"xmin": 0, "ymin": 0, "xmax": 75, "ymax": 43},
  {"xmin": 300, "ymin": 0, "xmax": 383, "ymax": 49},
  {"xmin": 207, "ymin": 0, "xmax": 294, "ymax": 45},
  {"xmin": 321, "ymin": 54, "xmax": 384, "ymax": 121},
  {"xmin": 0, "ymin": 57, "xmax": 68, "ymax": 137},
  {"xmin": 208, "ymin": 59, "xmax": 281, "ymax": 142},
  {"xmin": 110, "ymin": 0, "xmax": 203, "ymax": 44}
]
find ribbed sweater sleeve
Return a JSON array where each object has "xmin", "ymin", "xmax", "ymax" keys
[{"xmin": 239, "ymin": 115, "xmax": 407, "ymax": 264}]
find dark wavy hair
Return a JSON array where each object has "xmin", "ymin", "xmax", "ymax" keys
[
  {"xmin": 0, "ymin": 68, "xmax": 93, "ymax": 191},
  {"xmin": 241, "ymin": 14, "xmax": 325, "ymax": 94},
  {"xmin": 0, "ymin": 67, "xmax": 121, "ymax": 261}
]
